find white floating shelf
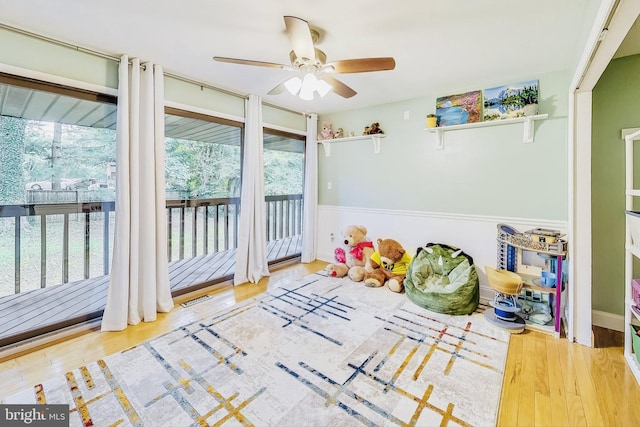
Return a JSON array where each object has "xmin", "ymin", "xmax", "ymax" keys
[
  {"xmin": 425, "ymin": 114, "xmax": 548, "ymax": 149},
  {"xmin": 623, "ymin": 127, "xmax": 640, "ymax": 141},
  {"xmin": 317, "ymin": 134, "xmax": 385, "ymax": 156}
]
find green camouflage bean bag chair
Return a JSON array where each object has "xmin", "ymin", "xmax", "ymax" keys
[{"xmin": 404, "ymin": 243, "xmax": 479, "ymax": 315}]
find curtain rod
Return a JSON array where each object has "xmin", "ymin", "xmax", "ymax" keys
[
  {"xmin": 162, "ymin": 72, "xmax": 245, "ymax": 99},
  {"xmin": 163, "ymin": 72, "xmax": 302, "ymax": 115},
  {"xmin": 262, "ymin": 101, "xmax": 303, "ymax": 115},
  {"xmin": 0, "ymin": 22, "xmax": 120, "ymax": 62},
  {"xmin": 1, "ymin": 22, "xmax": 302, "ymax": 115},
  {"xmin": 0, "ymin": 22, "xmax": 244, "ymax": 98}
]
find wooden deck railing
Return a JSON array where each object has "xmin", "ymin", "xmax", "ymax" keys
[
  {"xmin": 0, "ymin": 194, "xmax": 303, "ymax": 295},
  {"xmin": 166, "ymin": 197, "xmax": 240, "ymax": 262},
  {"xmin": 266, "ymin": 194, "xmax": 304, "ymax": 241}
]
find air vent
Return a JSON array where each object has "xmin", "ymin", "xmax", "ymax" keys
[{"xmin": 180, "ymin": 294, "xmax": 212, "ymax": 308}]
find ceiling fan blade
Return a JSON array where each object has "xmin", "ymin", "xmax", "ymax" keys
[
  {"xmin": 213, "ymin": 56, "xmax": 291, "ymax": 70},
  {"xmin": 284, "ymin": 16, "xmax": 316, "ymax": 61},
  {"xmin": 326, "ymin": 57, "xmax": 396, "ymax": 73},
  {"xmin": 321, "ymin": 75, "xmax": 357, "ymax": 98},
  {"xmin": 267, "ymin": 82, "xmax": 286, "ymax": 95}
]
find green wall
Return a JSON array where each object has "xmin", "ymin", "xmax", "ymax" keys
[
  {"xmin": 318, "ymin": 70, "xmax": 569, "ymax": 220},
  {"xmin": 592, "ymin": 53, "xmax": 640, "ymax": 315},
  {"xmin": 0, "ymin": 27, "xmax": 118, "ymax": 89},
  {"xmin": 164, "ymin": 77, "xmax": 245, "ymax": 119},
  {"xmin": 263, "ymin": 104, "xmax": 306, "ymax": 131}
]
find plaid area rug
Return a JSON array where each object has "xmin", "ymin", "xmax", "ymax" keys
[{"xmin": 3, "ymin": 272, "xmax": 510, "ymax": 426}]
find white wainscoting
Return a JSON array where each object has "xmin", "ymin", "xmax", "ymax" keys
[{"xmin": 316, "ymin": 205, "xmax": 568, "ymax": 302}]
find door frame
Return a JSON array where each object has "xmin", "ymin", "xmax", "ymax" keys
[{"xmin": 570, "ymin": 0, "xmax": 640, "ymax": 345}]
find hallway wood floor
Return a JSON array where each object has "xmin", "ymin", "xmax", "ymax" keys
[{"xmin": 1, "ymin": 260, "xmax": 639, "ymax": 426}]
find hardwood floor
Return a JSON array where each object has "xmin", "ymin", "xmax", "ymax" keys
[
  {"xmin": 1, "ymin": 260, "xmax": 639, "ymax": 426},
  {"xmin": 497, "ymin": 326, "xmax": 640, "ymax": 426}
]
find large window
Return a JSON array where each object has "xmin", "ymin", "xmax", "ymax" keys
[{"xmin": 0, "ymin": 73, "xmax": 117, "ymax": 297}]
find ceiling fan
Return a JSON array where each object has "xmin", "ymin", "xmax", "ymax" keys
[{"xmin": 213, "ymin": 16, "xmax": 395, "ymax": 99}]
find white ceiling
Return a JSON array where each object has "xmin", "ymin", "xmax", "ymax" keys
[{"xmin": 0, "ymin": 0, "xmax": 630, "ymax": 115}]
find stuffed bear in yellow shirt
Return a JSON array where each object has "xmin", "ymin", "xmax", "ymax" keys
[{"xmin": 363, "ymin": 238, "xmax": 412, "ymax": 293}]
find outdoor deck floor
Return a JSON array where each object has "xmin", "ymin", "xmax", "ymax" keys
[{"xmin": 0, "ymin": 235, "xmax": 302, "ymax": 348}]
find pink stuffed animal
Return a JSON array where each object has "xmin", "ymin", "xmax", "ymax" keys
[
  {"xmin": 325, "ymin": 225, "xmax": 374, "ymax": 282},
  {"xmin": 317, "ymin": 122, "xmax": 334, "ymax": 140}
]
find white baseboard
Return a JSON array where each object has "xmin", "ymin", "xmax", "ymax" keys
[{"xmin": 591, "ymin": 309, "xmax": 624, "ymax": 332}]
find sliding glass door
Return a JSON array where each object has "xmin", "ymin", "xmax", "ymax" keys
[
  {"xmin": 164, "ymin": 108, "xmax": 243, "ymax": 294},
  {"xmin": 0, "ymin": 72, "xmax": 117, "ymax": 345},
  {"xmin": 263, "ymin": 128, "xmax": 305, "ymax": 263}
]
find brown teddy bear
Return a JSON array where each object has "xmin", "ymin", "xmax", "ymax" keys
[
  {"xmin": 325, "ymin": 225, "xmax": 374, "ymax": 282},
  {"xmin": 367, "ymin": 122, "xmax": 384, "ymax": 134},
  {"xmin": 363, "ymin": 238, "xmax": 412, "ymax": 293}
]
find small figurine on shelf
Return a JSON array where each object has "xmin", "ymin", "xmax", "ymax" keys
[
  {"xmin": 426, "ymin": 114, "xmax": 437, "ymax": 128},
  {"xmin": 334, "ymin": 128, "xmax": 344, "ymax": 139},
  {"xmin": 369, "ymin": 122, "xmax": 384, "ymax": 134},
  {"xmin": 363, "ymin": 122, "xmax": 384, "ymax": 135},
  {"xmin": 317, "ymin": 122, "xmax": 334, "ymax": 140}
]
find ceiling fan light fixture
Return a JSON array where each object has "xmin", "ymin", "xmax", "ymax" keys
[
  {"xmin": 284, "ymin": 76, "xmax": 302, "ymax": 95},
  {"xmin": 316, "ymin": 78, "xmax": 332, "ymax": 97},
  {"xmin": 215, "ymin": 16, "xmax": 395, "ymax": 101},
  {"xmin": 299, "ymin": 73, "xmax": 318, "ymax": 100},
  {"xmin": 302, "ymin": 72, "xmax": 318, "ymax": 89},
  {"xmin": 298, "ymin": 86, "xmax": 315, "ymax": 100}
]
